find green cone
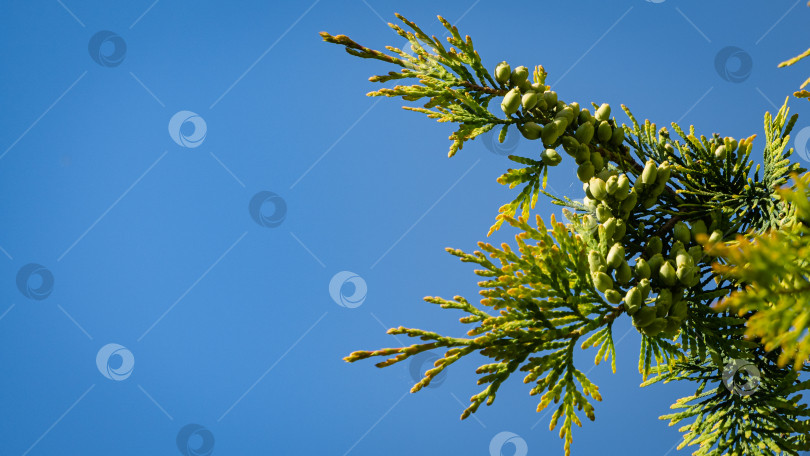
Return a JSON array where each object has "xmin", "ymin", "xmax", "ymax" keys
[
  {"xmin": 541, "ymin": 148, "xmax": 562, "ymax": 166},
  {"xmin": 595, "ymin": 103, "xmax": 611, "ymax": 122},
  {"xmin": 494, "ymin": 61, "xmax": 511, "ymax": 84},
  {"xmin": 501, "ymin": 88, "xmax": 521, "ymax": 115},
  {"xmin": 592, "ymin": 271, "xmax": 613, "ymax": 293}
]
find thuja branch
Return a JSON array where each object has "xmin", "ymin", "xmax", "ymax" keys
[
  {"xmin": 323, "ymin": 12, "xmax": 810, "ymax": 456},
  {"xmin": 343, "ymin": 214, "xmax": 620, "ymax": 456}
]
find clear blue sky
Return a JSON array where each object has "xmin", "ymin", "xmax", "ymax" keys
[{"xmin": 1, "ymin": 1, "xmax": 808, "ymax": 455}]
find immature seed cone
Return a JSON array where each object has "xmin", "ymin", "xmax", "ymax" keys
[
  {"xmin": 659, "ymin": 260, "xmax": 677, "ymax": 287},
  {"xmin": 602, "ymin": 217, "xmax": 617, "ymax": 240},
  {"xmin": 641, "ymin": 159, "xmax": 658, "ymax": 185},
  {"xmin": 510, "ymin": 66, "xmax": 529, "ymax": 87},
  {"xmin": 541, "ymin": 122, "xmax": 561, "ymax": 145},
  {"xmin": 501, "ymin": 88, "xmax": 521, "ymax": 115},
  {"xmin": 578, "ymin": 109, "xmax": 593, "ymax": 124},
  {"xmin": 543, "ymin": 90, "xmax": 557, "ymax": 106},
  {"xmin": 647, "ymin": 253, "xmax": 664, "ymax": 276},
  {"xmin": 521, "ymin": 92, "xmax": 539, "ymax": 111},
  {"xmin": 615, "ymin": 174, "xmax": 630, "ymax": 195},
  {"xmin": 707, "ymin": 229, "xmax": 723, "ymax": 244},
  {"xmin": 613, "ymin": 219, "xmax": 627, "ymax": 240},
  {"xmin": 690, "ymin": 220, "xmax": 707, "ymax": 239},
  {"xmin": 615, "ymin": 260, "xmax": 632, "ymax": 284},
  {"xmin": 520, "ymin": 122, "xmax": 543, "ymax": 140},
  {"xmin": 669, "ymin": 241, "xmax": 685, "ymax": 259},
  {"xmin": 677, "ymin": 265, "xmax": 699, "ymax": 287},
  {"xmin": 589, "ymin": 177, "xmax": 608, "ymax": 200},
  {"xmin": 596, "ymin": 168, "xmax": 615, "ymax": 182},
  {"xmin": 574, "ymin": 122, "xmax": 594, "ymax": 145},
  {"xmin": 605, "ymin": 175, "xmax": 619, "ymax": 195},
  {"xmin": 541, "ymin": 148, "xmax": 562, "ymax": 166},
  {"xmin": 517, "ymin": 79, "xmax": 532, "ymax": 92},
  {"xmin": 724, "ymin": 136, "xmax": 738, "ymax": 152},
  {"xmin": 597, "ymin": 121, "xmax": 612, "ymax": 142},
  {"xmin": 606, "ymin": 243, "xmax": 625, "ymax": 269},
  {"xmin": 688, "ymin": 245, "xmax": 703, "ymax": 264},
  {"xmin": 494, "ymin": 61, "xmax": 511, "ymax": 84},
  {"xmin": 640, "ymin": 317, "xmax": 667, "ymax": 336},
  {"xmin": 609, "ymin": 125, "xmax": 625, "ymax": 145},
  {"xmin": 590, "ymin": 150, "xmax": 604, "ymax": 171},
  {"xmin": 675, "ymin": 249, "xmax": 693, "ymax": 269},
  {"xmin": 655, "ymin": 161, "xmax": 671, "ymax": 185},
  {"xmin": 592, "ymin": 271, "xmax": 614, "ymax": 293},
  {"xmin": 577, "ymin": 162, "xmax": 595, "ymax": 182},
  {"xmin": 605, "ymin": 289, "xmax": 622, "ymax": 304},
  {"xmin": 619, "ymin": 189, "xmax": 637, "ymax": 214},
  {"xmin": 552, "ymin": 118, "xmax": 568, "ymax": 135},
  {"xmin": 638, "ymin": 278, "xmax": 651, "ymax": 299},
  {"xmin": 645, "ymin": 236, "xmax": 663, "ymax": 256},
  {"xmin": 588, "ymin": 250, "xmax": 607, "ymax": 273},
  {"xmin": 556, "ymin": 107, "xmax": 575, "ymax": 123},
  {"xmin": 561, "ymin": 136, "xmax": 580, "ymax": 155},
  {"xmin": 714, "ymin": 144, "xmax": 727, "ymax": 160},
  {"xmin": 574, "ymin": 144, "xmax": 591, "ymax": 163},
  {"xmin": 634, "ymin": 258, "xmax": 651, "ymax": 279},
  {"xmin": 624, "ymin": 287, "xmax": 642, "ymax": 315},
  {"xmin": 596, "ymin": 204, "xmax": 612, "ymax": 223},
  {"xmin": 595, "ymin": 103, "xmax": 611, "ymax": 122},
  {"xmin": 632, "ymin": 306, "xmax": 657, "ymax": 328},
  {"xmin": 673, "ymin": 221, "xmax": 691, "ymax": 245}
]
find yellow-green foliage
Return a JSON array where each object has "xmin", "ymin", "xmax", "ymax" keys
[
  {"xmin": 778, "ymin": 1, "xmax": 810, "ymax": 101},
  {"xmin": 707, "ymin": 172, "xmax": 810, "ymax": 370},
  {"xmin": 344, "ymin": 214, "xmax": 618, "ymax": 456}
]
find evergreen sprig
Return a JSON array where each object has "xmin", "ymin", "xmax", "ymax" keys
[
  {"xmin": 651, "ymin": 353, "xmax": 810, "ymax": 456},
  {"xmin": 344, "ymin": 214, "xmax": 620, "ymax": 455},
  {"xmin": 707, "ymin": 173, "xmax": 810, "ymax": 371},
  {"xmin": 778, "ymin": 1, "xmax": 810, "ymax": 103},
  {"xmin": 323, "ymin": 12, "xmax": 810, "ymax": 456}
]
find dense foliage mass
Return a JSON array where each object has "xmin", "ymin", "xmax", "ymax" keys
[{"xmin": 323, "ymin": 11, "xmax": 810, "ymax": 456}]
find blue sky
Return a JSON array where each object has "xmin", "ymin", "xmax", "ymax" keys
[{"xmin": 1, "ymin": 1, "xmax": 809, "ymax": 455}]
